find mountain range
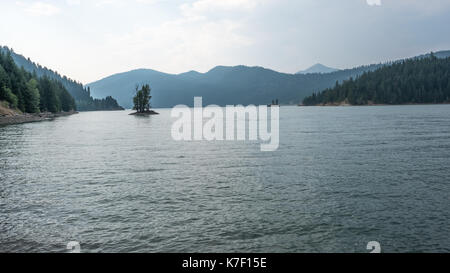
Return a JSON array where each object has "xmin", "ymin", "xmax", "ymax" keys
[
  {"xmin": 88, "ymin": 64, "xmax": 382, "ymax": 109},
  {"xmin": 88, "ymin": 50, "xmax": 450, "ymax": 109}
]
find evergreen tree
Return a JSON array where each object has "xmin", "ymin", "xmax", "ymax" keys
[{"xmin": 24, "ymin": 78, "xmax": 40, "ymax": 113}]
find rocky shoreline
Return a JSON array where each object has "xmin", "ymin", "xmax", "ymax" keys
[{"xmin": 0, "ymin": 111, "xmax": 78, "ymax": 127}]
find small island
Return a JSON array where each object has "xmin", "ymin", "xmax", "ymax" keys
[{"xmin": 130, "ymin": 84, "xmax": 159, "ymax": 115}]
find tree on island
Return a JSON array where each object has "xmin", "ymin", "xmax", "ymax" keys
[
  {"xmin": 131, "ymin": 84, "xmax": 159, "ymax": 115},
  {"xmin": 133, "ymin": 84, "xmax": 151, "ymax": 113}
]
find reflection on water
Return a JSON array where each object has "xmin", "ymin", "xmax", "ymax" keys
[{"xmin": 0, "ymin": 106, "xmax": 450, "ymax": 253}]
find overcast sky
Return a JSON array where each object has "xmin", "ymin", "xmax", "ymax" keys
[{"xmin": 1, "ymin": 0, "xmax": 450, "ymax": 83}]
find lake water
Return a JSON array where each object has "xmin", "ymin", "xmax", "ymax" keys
[{"xmin": 1, "ymin": 105, "xmax": 449, "ymax": 253}]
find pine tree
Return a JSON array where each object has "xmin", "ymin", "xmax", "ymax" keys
[{"xmin": 24, "ymin": 78, "xmax": 40, "ymax": 113}]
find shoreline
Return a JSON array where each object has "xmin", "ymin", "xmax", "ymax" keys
[{"xmin": 0, "ymin": 111, "xmax": 78, "ymax": 127}]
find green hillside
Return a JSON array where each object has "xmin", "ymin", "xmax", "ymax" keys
[{"xmin": 1, "ymin": 50, "xmax": 75, "ymax": 113}]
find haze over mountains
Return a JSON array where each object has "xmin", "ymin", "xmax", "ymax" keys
[{"xmin": 87, "ymin": 50, "xmax": 449, "ymax": 109}]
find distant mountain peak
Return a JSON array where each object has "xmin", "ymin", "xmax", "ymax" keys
[
  {"xmin": 296, "ymin": 63, "xmax": 339, "ymax": 74},
  {"xmin": 179, "ymin": 70, "xmax": 200, "ymax": 75}
]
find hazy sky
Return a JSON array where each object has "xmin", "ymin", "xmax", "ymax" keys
[{"xmin": 1, "ymin": 0, "xmax": 450, "ymax": 83}]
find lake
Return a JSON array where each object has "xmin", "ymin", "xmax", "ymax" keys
[{"xmin": 0, "ymin": 105, "xmax": 449, "ymax": 253}]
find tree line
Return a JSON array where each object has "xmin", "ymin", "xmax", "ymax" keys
[
  {"xmin": 0, "ymin": 50, "xmax": 76, "ymax": 113},
  {"xmin": 303, "ymin": 54, "xmax": 450, "ymax": 106}
]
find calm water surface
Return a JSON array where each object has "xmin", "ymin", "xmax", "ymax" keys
[{"xmin": 0, "ymin": 105, "xmax": 449, "ymax": 253}]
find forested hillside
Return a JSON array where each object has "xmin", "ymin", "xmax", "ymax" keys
[
  {"xmin": 303, "ymin": 54, "xmax": 450, "ymax": 106},
  {"xmin": 0, "ymin": 50, "xmax": 75, "ymax": 113},
  {"xmin": 0, "ymin": 46, "xmax": 123, "ymax": 111}
]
